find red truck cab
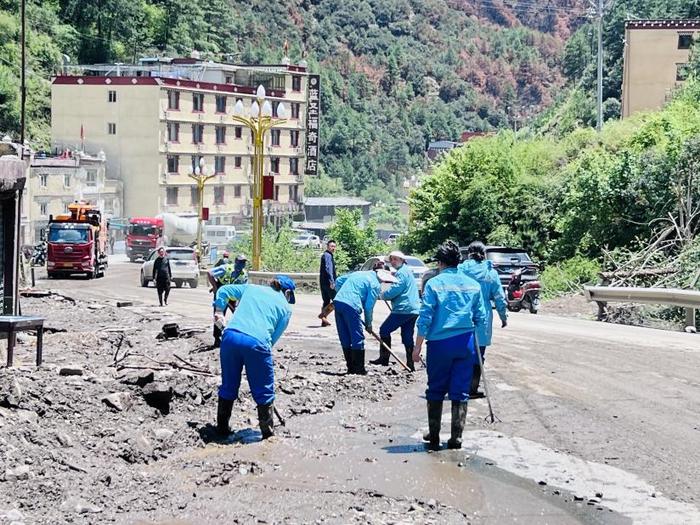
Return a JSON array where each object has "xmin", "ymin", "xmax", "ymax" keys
[{"xmin": 126, "ymin": 217, "xmax": 163, "ymax": 262}]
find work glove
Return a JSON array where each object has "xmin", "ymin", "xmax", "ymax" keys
[{"xmin": 501, "ymin": 319, "xmax": 508, "ymax": 328}]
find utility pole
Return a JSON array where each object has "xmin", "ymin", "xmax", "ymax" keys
[
  {"xmin": 20, "ymin": 0, "xmax": 26, "ymax": 155},
  {"xmin": 590, "ymin": 0, "xmax": 610, "ymax": 132}
]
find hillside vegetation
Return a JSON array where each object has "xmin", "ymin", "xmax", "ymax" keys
[{"xmin": 0, "ymin": 0, "xmax": 582, "ymax": 194}]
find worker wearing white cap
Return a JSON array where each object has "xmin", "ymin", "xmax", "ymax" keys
[{"xmin": 372, "ymin": 250, "xmax": 421, "ymax": 371}]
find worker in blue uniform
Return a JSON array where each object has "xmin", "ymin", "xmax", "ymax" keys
[
  {"xmin": 334, "ymin": 268, "xmax": 397, "ymax": 375},
  {"xmin": 371, "ymin": 251, "xmax": 420, "ymax": 371},
  {"xmin": 458, "ymin": 241, "xmax": 507, "ymax": 398},
  {"xmin": 413, "ymin": 240, "xmax": 486, "ymax": 451},
  {"xmin": 213, "ymin": 276, "xmax": 296, "ymax": 439},
  {"xmin": 208, "ymin": 254, "xmax": 248, "ymax": 347}
]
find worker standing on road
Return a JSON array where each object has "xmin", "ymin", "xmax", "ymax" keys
[
  {"xmin": 152, "ymin": 247, "xmax": 172, "ymax": 307},
  {"xmin": 318, "ymin": 240, "xmax": 337, "ymax": 327},
  {"xmin": 413, "ymin": 240, "xmax": 486, "ymax": 451},
  {"xmin": 214, "ymin": 250, "xmax": 231, "ymax": 268},
  {"xmin": 214, "ymin": 276, "xmax": 296, "ymax": 439},
  {"xmin": 371, "ymin": 251, "xmax": 420, "ymax": 371},
  {"xmin": 458, "ymin": 241, "xmax": 507, "ymax": 398},
  {"xmin": 208, "ymin": 254, "xmax": 248, "ymax": 347},
  {"xmin": 334, "ymin": 267, "xmax": 397, "ymax": 375}
]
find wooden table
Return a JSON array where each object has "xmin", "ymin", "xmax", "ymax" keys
[{"xmin": 0, "ymin": 316, "xmax": 45, "ymax": 367}]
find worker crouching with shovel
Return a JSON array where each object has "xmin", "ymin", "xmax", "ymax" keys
[
  {"xmin": 214, "ymin": 276, "xmax": 296, "ymax": 440},
  {"xmin": 413, "ymin": 241, "xmax": 486, "ymax": 451}
]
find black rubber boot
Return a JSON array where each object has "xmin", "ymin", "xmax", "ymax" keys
[
  {"xmin": 447, "ymin": 401, "xmax": 468, "ymax": 449},
  {"xmin": 405, "ymin": 347, "xmax": 415, "ymax": 372},
  {"xmin": 352, "ymin": 350, "xmax": 367, "ymax": 375},
  {"xmin": 257, "ymin": 403, "xmax": 275, "ymax": 439},
  {"xmin": 342, "ymin": 348, "xmax": 352, "ymax": 374},
  {"xmin": 469, "ymin": 364, "xmax": 485, "ymax": 399},
  {"xmin": 216, "ymin": 397, "xmax": 234, "ymax": 435},
  {"xmin": 370, "ymin": 336, "xmax": 391, "ymax": 366},
  {"xmin": 426, "ymin": 400, "xmax": 443, "ymax": 451}
]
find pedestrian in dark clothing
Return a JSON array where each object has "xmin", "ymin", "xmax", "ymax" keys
[
  {"xmin": 152, "ymin": 247, "xmax": 172, "ymax": 307},
  {"xmin": 318, "ymin": 240, "xmax": 337, "ymax": 327}
]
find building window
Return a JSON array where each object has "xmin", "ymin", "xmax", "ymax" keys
[
  {"xmin": 225, "ymin": 76, "xmax": 234, "ymax": 84},
  {"xmin": 215, "ymin": 126, "xmax": 226, "ymax": 145},
  {"xmin": 291, "ymin": 103, "xmax": 300, "ymax": 119},
  {"xmin": 168, "ymin": 90, "xmax": 180, "ymax": 110},
  {"xmin": 191, "ymin": 155, "xmax": 203, "ymax": 173},
  {"xmin": 677, "ymin": 63, "xmax": 690, "ymax": 81},
  {"xmin": 108, "ymin": 90, "xmax": 117, "ymax": 103},
  {"xmin": 678, "ymin": 34, "xmax": 694, "ymax": 50},
  {"xmin": 288, "ymin": 185, "xmax": 294, "ymax": 201},
  {"xmin": 290, "ymin": 157, "xmax": 299, "ymax": 175},
  {"xmin": 192, "ymin": 124, "xmax": 204, "ymax": 144},
  {"xmin": 271, "ymin": 129, "xmax": 281, "ymax": 147},
  {"xmin": 290, "ymin": 130, "xmax": 300, "ymax": 147},
  {"xmin": 191, "ymin": 186, "xmax": 198, "ymax": 206},
  {"xmin": 64, "ymin": 174, "xmax": 71, "ymax": 187},
  {"xmin": 167, "ymin": 122, "xmax": 179, "ymax": 142},
  {"xmin": 274, "ymin": 185, "xmax": 280, "ymax": 201},
  {"xmin": 272, "ymin": 101, "xmax": 280, "ymax": 117},
  {"xmin": 39, "ymin": 173, "xmax": 48, "ymax": 187},
  {"xmin": 167, "ymin": 155, "xmax": 179, "ymax": 174},
  {"xmin": 234, "ymin": 126, "xmax": 242, "ymax": 139},
  {"xmin": 234, "ymin": 185, "xmax": 242, "ymax": 198},
  {"xmin": 86, "ymin": 170, "xmax": 97, "ymax": 187},
  {"xmin": 40, "ymin": 202, "xmax": 47, "ymax": 216},
  {"xmin": 215, "ymin": 156, "xmax": 226, "ymax": 174},
  {"xmin": 271, "ymin": 157, "xmax": 280, "ymax": 174},
  {"xmin": 292, "ymin": 75, "xmax": 302, "ymax": 92},
  {"xmin": 193, "ymin": 93, "xmax": 204, "ymax": 112},
  {"xmin": 215, "ymin": 95, "xmax": 227, "ymax": 113},
  {"xmin": 214, "ymin": 185, "xmax": 225, "ymax": 205},
  {"xmin": 108, "ymin": 122, "xmax": 117, "ymax": 135},
  {"xmin": 166, "ymin": 187, "xmax": 179, "ymax": 205},
  {"xmin": 234, "ymin": 156, "xmax": 242, "ymax": 168}
]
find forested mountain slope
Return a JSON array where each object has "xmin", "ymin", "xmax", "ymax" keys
[{"xmin": 0, "ymin": 0, "xmax": 584, "ymax": 196}]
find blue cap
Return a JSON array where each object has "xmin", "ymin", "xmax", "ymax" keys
[{"xmin": 276, "ymin": 275, "xmax": 296, "ymax": 304}]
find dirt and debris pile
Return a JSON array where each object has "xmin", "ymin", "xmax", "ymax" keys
[{"xmin": 0, "ymin": 296, "xmax": 428, "ymax": 524}]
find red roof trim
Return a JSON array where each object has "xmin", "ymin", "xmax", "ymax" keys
[
  {"xmin": 52, "ymin": 76, "xmax": 158, "ymax": 86},
  {"xmin": 51, "ymin": 75, "xmax": 287, "ymax": 98},
  {"xmin": 626, "ymin": 19, "xmax": 700, "ymax": 30}
]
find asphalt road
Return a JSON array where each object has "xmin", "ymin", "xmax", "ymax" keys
[{"xmin": 36, "ymin": 254, "xmax": 700, "ymax": 524}]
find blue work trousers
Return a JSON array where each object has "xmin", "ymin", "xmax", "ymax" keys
[
  {"xmin": 426, "ymin": 331, "xmax": 476, "ymax": 402},
  {"xmin": 218, "ymin": 329, "xmax": 275, "ymax": 406},
  {"xmin": 334, "ymin": 300, "xmax": 365, "ymax": 352},
  {"xmin": 379, "ymin": 313, "xmax": 418, "ymax": 350}
]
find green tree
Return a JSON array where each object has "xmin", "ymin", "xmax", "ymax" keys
[{"xmin": 327, "ymin": 209, "xmax": 385, "ymax": 272}]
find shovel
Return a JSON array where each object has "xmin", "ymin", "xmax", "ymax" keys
[
  {"xmin": 367, "ymin": 329, "xmax": 411, "ymax": 372},
  {"xmin": 473, "ymin": 331, "xmax": 500, "ymax": 424}
]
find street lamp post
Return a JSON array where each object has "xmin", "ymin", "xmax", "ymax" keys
[
  {"xmin": 188, "ymin": 156, "xmax": 216, "ymax": 261},
  {"xmin": 232, "ymin": 85, "xmax": 286, "ymax": 270}
]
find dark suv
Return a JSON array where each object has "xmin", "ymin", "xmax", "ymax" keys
[{"xmin": 420, "ymin": 245, "xmax": 539, "ymax": 294}]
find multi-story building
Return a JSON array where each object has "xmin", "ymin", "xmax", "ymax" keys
[
  {"xmin": 622, "ymin": 19, "xmax": 700, "ymax": 118},
  {"xmin": 26, "ymin": 150, "xmax": 122, "ymax": 243},
  {"xmin": 51, "ymin": 56, "xmax": 310, "ymax": 225}
]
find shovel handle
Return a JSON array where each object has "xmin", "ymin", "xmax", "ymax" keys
[{"xmin": 368, "ymin": 330, "xmax": 411, "ymax": 372}]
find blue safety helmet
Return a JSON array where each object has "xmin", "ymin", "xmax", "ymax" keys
[{"xmin": 276, "ymin": 274, "xmax": 297, "ymax": 304}]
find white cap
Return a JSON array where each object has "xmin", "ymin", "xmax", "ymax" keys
[{"xmin": 389, "ymin": 250, "xmax": 406, "ymax": 260}]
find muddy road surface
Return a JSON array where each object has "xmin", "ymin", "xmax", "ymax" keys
[{"xmin": 0, "ymin": 257, "xmax": 698, "ymax": 524}]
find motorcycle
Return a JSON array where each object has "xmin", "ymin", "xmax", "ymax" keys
[
  {"xmin": 31, "ymin": 241, "xmax": 47, "ymax": 267},
  {"xmin": 506, "ymin": 267, "xmax": 541, "ymax": 314}
]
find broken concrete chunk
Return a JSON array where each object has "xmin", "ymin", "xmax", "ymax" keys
[
  {"xmin": 101, "ymin": 392, "xmax": 133, "ymax": 412},
  {"xmin": 153, "ymin": 428, "xmax": 174, "ymax": 441},
  {"xmin": 119, "ymin": 369, "xmax": 154, "ymax": 388},
  {"xmin": 0, "ymin": 376, "xmax": 22, "ymax": 408},
  {"xmin": 59, "ymin": 367, "xmax": 84, "ymax": 377},
  {"xmin": 59, "ymin": 497, "xmax": 103, "ymax": 514},
  {"xmin": 4, "ymin": 465, "xmax": 31, "ymax": 482}
]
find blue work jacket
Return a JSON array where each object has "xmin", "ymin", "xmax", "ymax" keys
[
  {"xmin": 214, "ymin": 284, "xmax": 291, "ymax": 349},
  {"xmin": 334, "ymin": 271, "xmax": 380, "ymax": 326},
  {"xmin": 417, "ymin": 268, "xmax": 486, "ymax": 342},
  {"xmin": 458, "ymin": 259, "xmax": 508, "ymax": 347},
  {"xmin": 380, "ymin": 263, "xmax": 420, "ymax": 315}
]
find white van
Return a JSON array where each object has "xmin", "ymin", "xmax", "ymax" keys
[{"xmin": 204, "ymin": 225, "xmax": 237, "ymax": 248}]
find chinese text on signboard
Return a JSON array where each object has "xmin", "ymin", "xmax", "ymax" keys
[{"xmin": 304, "ymin": 75, "xmax": 320, "ymax": 175}]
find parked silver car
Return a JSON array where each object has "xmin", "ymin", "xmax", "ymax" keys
[{"xmin": 140, "ymin": 247, "xmax": 200, "ymax": 288}]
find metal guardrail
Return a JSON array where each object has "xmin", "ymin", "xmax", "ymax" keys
[
  {"xmin": 584, "ymin": 286, "xmax": 699, "ymax": 327},
  {"xmin": 248, "ymin": 271, "xmax": 318, "ymax": 286}
]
